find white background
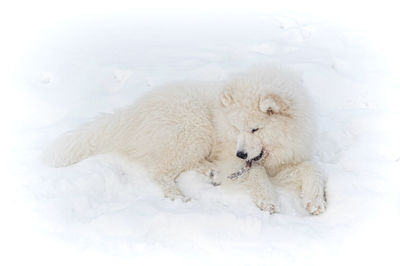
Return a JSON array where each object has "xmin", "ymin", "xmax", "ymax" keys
[{"xmin": 1, "ymin": 1, "xmax": 399, "ymax": 265}]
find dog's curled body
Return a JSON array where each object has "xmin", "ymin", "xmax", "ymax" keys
[{"xmin": 43, "ymin": 66, "xmax": 326, "ymax": 214}]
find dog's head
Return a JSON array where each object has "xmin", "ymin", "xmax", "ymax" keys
[
  {"xmin": 219, "ymin": 67, "xmax": 307, "ymax": 164},
  {"xmin": 220, "ymin": 89, "xmax": 293, "ymax": 163}
]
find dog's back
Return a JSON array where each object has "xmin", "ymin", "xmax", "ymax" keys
[{"xmin": 43, "ymin": 82, "xmax": 217, "ymax": 169}]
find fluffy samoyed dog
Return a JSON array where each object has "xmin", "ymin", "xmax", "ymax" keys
[{"xmin": 44, "ymin": 66, "xmax": 326, "ymax": 215}]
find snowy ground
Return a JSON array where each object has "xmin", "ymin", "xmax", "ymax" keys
[{"xmin": 2, "ymin": 5, "xmax": 400, "ymax": 266}]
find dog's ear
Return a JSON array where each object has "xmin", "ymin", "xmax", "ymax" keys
[
  {"xmin": 259, "ymin": 94, "xmax": 290, "ymax": 115},
  {"xmin": 220, "ymin": 89, "xmax": 233, "ymax": 107}
]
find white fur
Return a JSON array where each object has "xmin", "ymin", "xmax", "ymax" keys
[{"xmin": 43, "ymin": 66, "xmax": 326, "ymax": 214}]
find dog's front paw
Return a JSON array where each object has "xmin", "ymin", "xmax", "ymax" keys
[
  {"xmin": 302, "ymin": 189, "xmax": 326, "ymax": 215},
  {"xmin": 255, "ymin": 197, "xmax": 280, "ymax": 214},
  {"xmin": 304, "ymin": 200, "xmax": 326, "ymax": 215},
  {"xmin": 301, "ymin": 173, "xmax": 327, "ymax": 215}
]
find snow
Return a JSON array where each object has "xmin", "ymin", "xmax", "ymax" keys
[{"xmin": 2, "ymin": 3, "xmax": 400, "ymax": 266}]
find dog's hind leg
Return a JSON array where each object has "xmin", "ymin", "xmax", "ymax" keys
[{"xmin": 151, "ymin": 170, "xmax": 190, "ymax": 202}]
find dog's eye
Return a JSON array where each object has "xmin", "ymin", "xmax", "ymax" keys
[{"xmin": 251, "ymin": 128, "xmax": 259, "ymax": 133}]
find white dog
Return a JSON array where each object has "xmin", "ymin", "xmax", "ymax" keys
[{"xmin": 43, "ymin": 66, "xmax": 326, "ymax": 215}]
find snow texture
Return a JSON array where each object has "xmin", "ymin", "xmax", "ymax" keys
[{"xmin": 2, "ymin": 11, "xmax": 399, "ymax": 266}]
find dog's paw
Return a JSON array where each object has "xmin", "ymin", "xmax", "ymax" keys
[
  {"xmin": 164, "ymin": 188, "xmax": 191, "ymax": 202},
  {"xmin": 304, "ymin": 200, "xmax": 326, "ymax": 215},
  {"xmin": 207, "ymin": 169, "xmax": 222, "ymax": 186},
  {"xmin": 301, "ymin": 177, "xmax": 327, "ymax": 215},
  {"xmin": 302, "ymin": 190, "xmax": 326, "ymax": 215},
  {"xmin": 255, "ymin": 197, "xmax": 280, "ymax": 214},
  {"xmin": 166, "ymin": 193, "xmax": 191, "ymax": 203},
  {"xmin": 211, "ymin": 181, "xmax": 221, "ymax": 186}
]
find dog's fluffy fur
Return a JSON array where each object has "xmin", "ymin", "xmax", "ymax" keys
[{"xmin": 43, "ymin": 66, "xmax": 326, "ymax": 214}]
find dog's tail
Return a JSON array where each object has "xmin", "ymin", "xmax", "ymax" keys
[{"xmin": 42, "ymin": 111, "xmax": 132, "ymax": 167}]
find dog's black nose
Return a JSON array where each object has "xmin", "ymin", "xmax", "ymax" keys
[{"xmin": 236, "ymin": 151, "xmax": 248, "ymax": 159}]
